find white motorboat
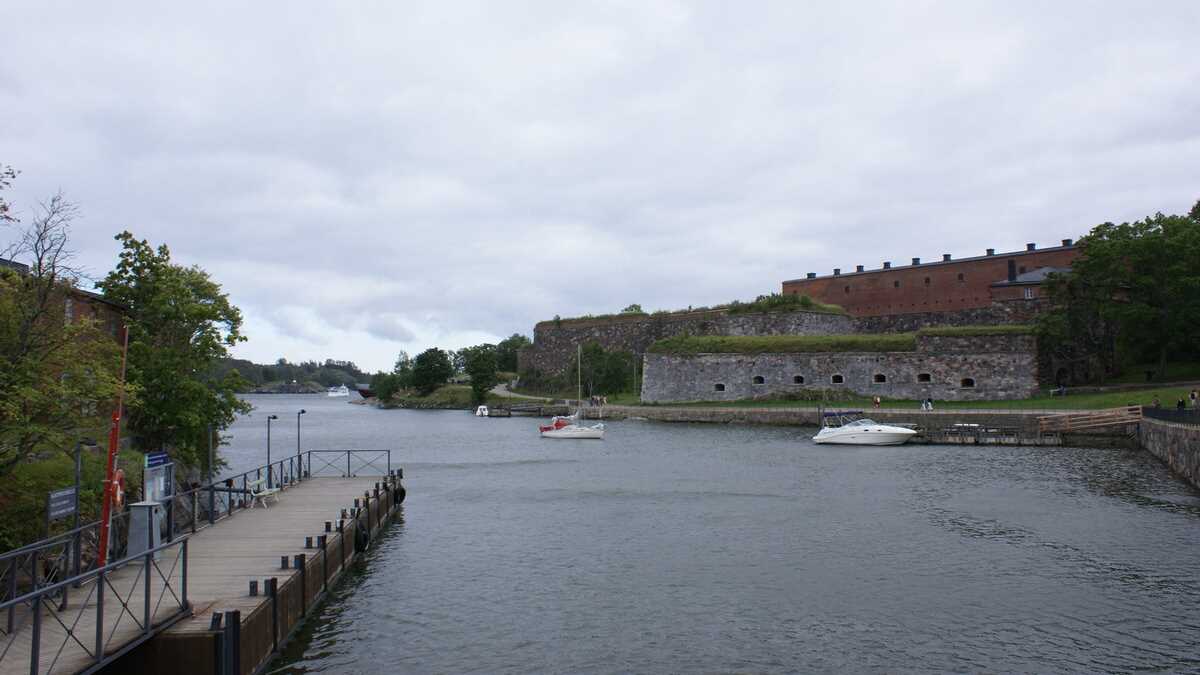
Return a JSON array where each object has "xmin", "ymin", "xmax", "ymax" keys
[
  {"xmin": 812, "ymin": 411, "xmax": 917, "ymax": 446},
  {"xmin": 475, "ymin": 405, "xmax": 489, "ymax": 417},
  {"xmin": 327, "ymin": 385, "xmax": 350, "ymax": 397}
]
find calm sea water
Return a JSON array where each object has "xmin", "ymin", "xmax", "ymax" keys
[{"xmin": 224, "ymin": 395, "xmax": 1200, "ymax": 674}]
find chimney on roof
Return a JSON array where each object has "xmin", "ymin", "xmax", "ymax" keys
[
  {"xmin": 882, "ymin": 261, "xmax": 891, "ymax": 269},
  {"xmin": 806, "ymin": 272, "xmax": 816, "ymax": 279},
  {"xmin": 986, "ymin": 248, "xmax": 995, "ymax": 256},
  {"xmin": 833, "ymin": 268, "xmax": 841, "ymax": 276},
  {"xmin": 1026, "ymin": 243, "xmax": 1036, "ymax": 251},
  {"xmin": 911, "ymin": 257, "xmax": 920, "ymax": 266},
  {"xmin": 856, "ymin": 265, "xmax": 864, "ymax": 272},
  {"xmin": 1062, "ymin": 238, "xmax": 1073, "ymax": 247},
  {"xmin": 942, "ymin": 254, "xmax": 952, "ymax": 262}
]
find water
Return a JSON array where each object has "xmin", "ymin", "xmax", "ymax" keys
[{"xmin": 226, "ymin": 395, "xmax": 1200, "ymax": 674}]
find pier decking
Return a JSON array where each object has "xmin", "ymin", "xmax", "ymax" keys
[{"xmin": 0, "ymin": 453, "xmax": 404, "ymax": 675}]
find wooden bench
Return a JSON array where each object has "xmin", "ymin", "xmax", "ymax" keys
[{"xmin": 247, "ymin": 478, "xmax": 280, "ymax": 508}]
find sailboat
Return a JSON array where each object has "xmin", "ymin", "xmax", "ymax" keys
[{"xmin": 540, "ymin": 344, "xmax": 605, "ymax": 439}]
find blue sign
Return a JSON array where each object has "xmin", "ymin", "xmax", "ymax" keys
[
  {"xmin": 145, "ymin": 451, "xmax": 170, "ymax": 468},
  {"xmin": 47, "ymin": 487, "xmax": 77, "ymax": 521}
]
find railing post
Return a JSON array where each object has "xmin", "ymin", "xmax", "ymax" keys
[
  {"xmin": 224, "ymin": 610, "xmax": 241, "ymax": 675},
  {"xmin": 295, "ymin": 554, "xmax": 307, "ymax": 616},
  {"xmin": 319, "ymin": 535, "xmax": 328, "ymax": 592},
  {"xmin": 387, "ymin": 450, "xmax": 391, "ymax": 477},
  {"xmin": 7, "ymin": 558, "xmax": 16, "ymax": 632},
  {"xmin": 144, "ymin": 524, "xmax": 152, "ymax": 635},
  {"xmin": 346, "ymin": 451, "xmax": 351, "ymax": 478},
  {"xmin": 96, "ymin": 568, "xmax": 105, "ymax": 667},
  {"xmin": 182, "ymin": 539, "xmax": 189, "ymax": 609},
  {"xmin": 30, "ymin": 592, "xmax": 41, "ymax": 675}
]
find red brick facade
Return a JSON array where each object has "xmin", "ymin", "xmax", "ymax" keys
[{"xmin": 781, "ymin": 242, "xmax": 1080, "ymax": 317}]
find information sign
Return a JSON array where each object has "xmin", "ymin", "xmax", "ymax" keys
[{"xmin": 47, "ymin": 486, "xmax": 77, "ymax": 521}]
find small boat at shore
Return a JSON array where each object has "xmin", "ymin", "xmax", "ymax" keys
[
  {"xmin": 539, "ymin": 345, "xmax": 605, "ymax": 440},
  {"xmin": 540, "ymin": 413, "xmax": 605, "ymax": 439},
  {"xmin": 813, "ymin": 411, "xmax": 916, "ymax": 446},
  {"xmin": 327, "ymin": 384, "xmax": 350, "ymax": 397}
]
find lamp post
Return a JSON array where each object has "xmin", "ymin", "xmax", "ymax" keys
[
  {"xmin": 266, "ymin": 414, "xmax": 278, "ymax": 488},
  {"xmin": 297, "ymin": 409, "xmax": 307, "ymax": 478}
]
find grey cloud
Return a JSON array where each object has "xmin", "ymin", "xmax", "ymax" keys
[{"xmin": 1, "ymin": 1, "xmax": 1198, "ymax": 370}]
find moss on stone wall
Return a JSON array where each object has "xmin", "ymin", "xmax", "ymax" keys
[
  {"xmin": 917, "ymin": 325, "xmax": 1035, "ymax": 336},
  {"xmin": 647, "ymin": 333, "xmax": 918, "ymax": 355}
]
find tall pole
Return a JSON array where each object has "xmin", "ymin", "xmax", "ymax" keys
[
  {"xmin": 266, "ymin": 415, "xmax": 278, "ymax": 488},
  {"xmin": 97, "ymin": 325, "xmax": 130, "ymax": 567}
]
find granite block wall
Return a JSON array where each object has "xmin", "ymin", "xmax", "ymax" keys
[
  {"xmin": 640, "ymin": 334, "xmax": 1039, "ymax": 403},
  {"xmin": 1139, "ymin": 418, "xmax": 1200, "ymax": 489}
]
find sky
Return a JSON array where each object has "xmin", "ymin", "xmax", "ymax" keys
[{"xmin": 2, "ymin": 2, "xmax": 1198, "ymax": 372}]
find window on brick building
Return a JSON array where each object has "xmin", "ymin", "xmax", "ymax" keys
[
  {"xmin": 960, "ymin": 378, "xmax": 975, "ymax": 388},
  {"xmin": 714, "ymin": 383, "xmax": 726, "ymax": 392},
  {"xmin": 893, "ymin": 280, "xmax": 900, "ymax": 288},
  {"xmin": 831, "ymin": 374, "xmax": 844, "ymax": 384},
  {"xmin": 793, "ymin": 375, "xmax": 805, "ymax": 384},
  {"xmin": 917, "ymin": 373, "xmax": 932, "ymax": 383},
  {"xmin": 924, "ymin": 277, "xmax": 931, "ymax": 286},
  {"xmin": 844, "ymin": 286, "xmax": 850, "ymax": 294},
  {"xmin": 873, "ymin": 373, "xmax": 887, "ymax": 383},
  {"xmin": 1023, "ymin": 288, "xmax": 1034, "ymax": 300},
  {"xmin": 753, "ymin": 375, "xmax": 765, "ymax": 385},
  {"xmin": 957, "ymin": 273, "xmax": 965, "ymax": 282}
]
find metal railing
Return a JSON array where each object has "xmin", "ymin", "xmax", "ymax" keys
[
  {"xmin": 0, "ymin": 534, "xmax": 190, "ymax": 674},
  {"xmin": 306, "ymin": 450, "xmax": 391, "ymax": 478},
  {"xmin": 2, "ymin": 450, "xmax": 392, "ymax": 626}
]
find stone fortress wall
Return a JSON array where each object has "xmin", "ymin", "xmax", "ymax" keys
[
  {"xmin": 517, "ymin": 309, "xmax": 855, "ymax": 376},
  {"xmin": 640, "ymin": 334, "xmax": 1039, "ymax": 403}
]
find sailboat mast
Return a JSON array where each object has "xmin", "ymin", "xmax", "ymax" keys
[{"xmin": 577, "ymin": 343, "xmax": 582, "ymax": 406}]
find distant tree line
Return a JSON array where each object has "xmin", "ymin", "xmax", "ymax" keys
[
  {"xmin": 370, "ymin": 333, "xmax": 532, "ymax": 405},
  {"xmin": 210, "ymin": 357, "xmax": 369, "ymax": 390}
]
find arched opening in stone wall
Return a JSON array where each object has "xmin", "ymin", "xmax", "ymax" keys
[
  {"xmin": 960, "ymin": 378, "xmax": 976, "ymax": 388},
  {"xmin": 831, "ymin": 374, "xmax": 844, "ymax": 384},
  {"xmin": 793, "ymin": 375, "xmax": 805, "ymax": 384},
  {"xmin": 752, "ymin": 375, "xmax": 765, "ymax": 385},
  {"xmin": 917, "ymin": 373, "xmax": 932, "ymax": 383},
  {"xmin": 873, "ymin": 373, "xmax": 887, "ymax": 383},
  {"xmin": 714, "ymin": 383, "xmax": 726, "ymax": 392}
]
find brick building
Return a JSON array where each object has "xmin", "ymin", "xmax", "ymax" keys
[{"xmin": 781, "ymin": 240, "xmax": 1079, "ymax": 317}]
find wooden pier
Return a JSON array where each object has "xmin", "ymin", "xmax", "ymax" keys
[{"xmin": 0, "ymin": 452, "xmax": 404, "ymax": 675}]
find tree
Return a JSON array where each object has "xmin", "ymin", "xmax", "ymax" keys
[
  {"xmin": 0, "ymin": 164, "xmax": 17, "ymax": 224},
  {"xmin": 411, "ymin": 348, "xmax": 453, "ymax": 395},
  {"xmin": 0, "ymin": 195, "xmax": 124, "ymax": 474},
  {"xmin": 97, "ymin": 232, "xmax": 250, "ymax": 468},
  {"xmin": 495, "ymin": 333, "xmax": 531, "ymax": 372},
  {"xmin": 579, "ymin": 341, "xmax": 637, "ymax": 396},
  {"xmin": 621, "ymin": 304, "xmax": 644, "ymax": 314},
  {"xmin": 461, "ymin": 344, "xmax": 498, "ymax": 404},
  {"xmin": 1041, "ymin": 205, "xmax": 1200, "ymax": 381}
]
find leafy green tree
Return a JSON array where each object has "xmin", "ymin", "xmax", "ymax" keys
[
  {"xmin": 579, "ymin": 341, "xmax": 637, "ymax": 396},
  {"xmin": 0, "ymin": 196, "xmax": 124, "ymax": 474},
  {"xmin": 621, "ymin": 304, "xmax": 644, "ymax": 314},
  {"xmin": 1041, "ymin": 205, "xmax": 1200, "ymax": 381},
  {"xmin": 461, "ymin": 344, "xmax": 498, "ymax": 404},
  {"xmin": 411, "ymin": 347, "xmax": 453, "ymax": 395},
  {"xmin": 495, "ymin": 333, "xmax": 531, "ymax": 372},
  {"xmin": 98, "ymin": 232, "xmax": 250, "ymax": 467},
  {"xmin": 0, "ymin": 164, "xmax": 16, "ymax": 224}
]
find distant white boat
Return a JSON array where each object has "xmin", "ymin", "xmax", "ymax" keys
[
  {"xmin": 327, "ymin": 385, "xmax": 350, "ymax": 397},
  {"xmin": 475, "ymin": 405, "xmax": 489, "ymax": 417},
  {"xmin": 538, "ymin": 344, "xmax": 605, "ymax": 440}
]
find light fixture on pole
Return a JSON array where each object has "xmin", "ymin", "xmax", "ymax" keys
[
  {"xmin": 297, "ymin": 409, "xmax": 307, "ymax": 477},
  {"xmin": 266, "ymin": 414, "xmax": 278, "ymax": 488}
]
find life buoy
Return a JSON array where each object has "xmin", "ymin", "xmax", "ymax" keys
[{"xmin": 112, "ymin": 469, "xmax": 126, "ymax": 508}]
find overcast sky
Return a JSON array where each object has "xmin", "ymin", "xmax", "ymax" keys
[{"xmin": 2, "ymin": 2, "xmax": 1198, "ymax": 372}]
